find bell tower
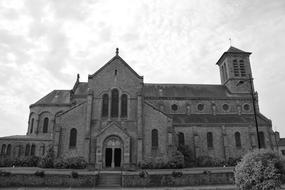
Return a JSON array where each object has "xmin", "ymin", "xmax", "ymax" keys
[{"xmin": 216, "ymin": 46, "xmax": 253, "ymax": 93}]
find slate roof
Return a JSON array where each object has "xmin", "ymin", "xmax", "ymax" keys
[
  {"xmin": 0, "ymin": 135, "xmax": 52, "ymax": 141},
  {"xmin": 278, "ymin": 138, "xmax": 285, "ymax": 146},
  {"xmin": 31, "ymin": 90, "xmax": 71, "ymax": 107},
  {"xmin": 172, "ymin": 114, "xmax": 271, "ymax": 125},
  {"xmin": 74, "ymin": 82, "xmax": 88, "ymax": 95},
  {"xmin": 144, "ymin": 83, "xmax": 235, "ymax": 98},
  {"xmin": 216, "ymin": 46, "xmax": 251, "ymax": 65}
]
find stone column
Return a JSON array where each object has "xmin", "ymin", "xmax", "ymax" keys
[
  {"xmin": 111, "ymin": 148, "xmax": 115, "ymax": 168},
  {"xmin": 221, "ymin": 125, "xmax": 228, "ymax": 161},
  {"xmin": 85, "ymin": 88, "xmax": 93, "ymax": 162},
  {"xmin": 137, "ymin": 95, "xmax": 143, "ymax": 163},
  {"xmin": 53, "ymin": 124, "xmax": 61, "ymax": 157}
]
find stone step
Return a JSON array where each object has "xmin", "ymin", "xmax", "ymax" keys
[{"xmin": 97, "ymin": 173, "xmax": 121, "ymax": 187}]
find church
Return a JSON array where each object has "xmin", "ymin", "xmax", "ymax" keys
[{"xmin": 0, "ymin": 47, "xmax": 279, "ymax": 169}]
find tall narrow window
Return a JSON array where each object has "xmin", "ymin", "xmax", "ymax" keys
[
  {"xmin": 30, "ymin": 118, "xmax": 34, "ymax": 134},
  {"xmin": 25, "ymin": 144, "xmax": 30, "ymax": 156},
  {"xmin": 102, "ymin": 94, "xmax": 109, "ymax": 117},
  {"xmin": 207, "ymin": 132, "xmax": 213, "ymax": 148},
  {"xmin": 69, "ymin": 128, "xmax": 77, "ymax": 148},
  {"xmin": 111, "ymin": 89, "xmax": 119, "ymax": 117},
  {"xmin": 121, "ymin": 94, "xmax": 128, "ymax": 117},
  {"xmin": 17, "ymin": 145, "xmax": 22, "ymax": 157},
  {"xmin": 224, "ymin": 63, "xmax": 228, "ymax": 79},
  {"xmin": 6, "ymin": 144, "xmax": 11, "ymax": 156},
  {"xmin": 1, "ymin": 144, "xmax": 6, "ymax": 154},
  {"xmin": 233, "ymin": 60, "xmax": 239, "ymax": 77},
  {"xmin": 239, "ymin": 60, "xmax": 246, "ymax": 77},
  {"xmin": 43, "ymin": 118, "xmax": 49, "ymax": 133},
  {"xmin": 178, "ymin": 132, "xmax": 185, "ymax": 146},
  {"xmin": 152, "ymin": 129, "xmax": 158, "ymax": 148},
  {"xmin": 31, "ymin": 144, "xmax": 36, "ymax": 156},
  {"xmin": 235, "ymin": 132, "xmax": 241, "ymax": 148},
  {"xmin": 258, "ymin": 131, "xmax": 266, "ymax": 148}
]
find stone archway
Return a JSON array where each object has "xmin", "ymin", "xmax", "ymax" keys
[{"xmin": 103, "ymin": 136, "xmax": 123, "ymax": 168}]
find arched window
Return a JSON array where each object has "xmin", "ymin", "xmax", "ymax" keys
[
  {"xmin": 235, "ymin": 132, "xmax": 241, "ymax": 148},
  {"xmin": 43, "ymin": 117, "xmax": 49, "ymax": 133},
  {"xmin": 121, "ymin": 94, "xmax": 128, "ymax": 117},
  {"xmin": 69, "ymin": 128, "xmax": 77, "ymax": 148},
  {"xmin": 6, "ymin": 144, "xmax": 11, "ymax": 156},
  {"xmin": 239, "ymin": 60, "xmax": 246, "ymax": 77},
  {"xmin": 1, "ymin": 144, "xmax": 6, "ymax": 154},
  {"xmin": 30, "ymin": 118, "xmax": 34, "ymax": 134},
  {"xmin": 207, "ymin": 132, "xmax": 213, "ymax": 148},
  {"xmin": 178, "ymin": 132, "xmax": 185, "ymax": 146},
  {"xmin": 31, "ymin": 144, "xmax": 36, "ymax": 156},
  {"xmin": 152, "ymin": 129, "xmax": 158, "ymax": 148},
  {"xmin": 102, "ymin": 94, "xmax": 109, "ymax": 117},
  {"xmin": 111, "ymin": 89, "xmax": 119, "ymax": 117},
  {"xmin": 258, "ymin": 131, "xmax": 266, "ymax": 148},
  {"xmin": 25, "ymin": 144, "xmax": 30, "ymax": 156}
]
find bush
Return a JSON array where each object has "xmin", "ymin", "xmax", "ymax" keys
[
  {"xmin": 168, "ymin": 151, "xmax": 184, "ymax": 169},
  {"xmin": 172, "ymin": 171, "xmax": 183, "ymax": 178},
  {"xmin": 0, "ymin": 170, "xmax": 11, "ymax": 177},
  {"xmin": 226, "ymin": 157, "xmax": 241, "ymax": 167},
  {"xmin": 34, "ymin": 170, "xmax": 45, "ymax": 178},
  {"xmin": 39, "ymin": 146, "xmax": 55, "ymax": 168},
  {"xmin": 71, "ymin": 171, "xmax": 79, "ymax": 178},
  {"xmin": 177, "ymin": 145, "xmax": 196, "ymax": 167},
  {"xmin": 54, "ymin": 156, "xmax": 87, "ymax": 169},
  {"xmin": 54, "ymin": 157, "xmax": 69, "ymax": 169},
  {"xmin": 139, "ymin": 170, "xmax": 149, "ymax": 178},
  {"xmin": 66, "ymin": 157, "xmax": 87, "ymax": 169},
  {"xmin": 196, "ymin": 156, "xmax": 223, "ymax": 167},
  {"xmin": 235, "ymin": 149, "xmax": 282, "ymax": 190}
]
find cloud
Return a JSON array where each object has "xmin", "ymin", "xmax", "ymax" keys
[{"xmin": 0, "ymin": 0, "xmax": 285, "ymax": 137}]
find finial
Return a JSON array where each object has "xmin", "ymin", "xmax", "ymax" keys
[
  {"xmin": 77, "ymin": 73, "xmax": 80, "ymax": 80},
  {"xmin": 116, "ymin": 48, "xmax": 119, "ymax": 56}
]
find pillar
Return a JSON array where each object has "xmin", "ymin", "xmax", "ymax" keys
[
  {"xmin": 85, "ymin": 88, "xmax": 93, "ymax": 162},
  {"xmin": 137, "ymin": 95, "xmax": 143, "ymax": 163}
]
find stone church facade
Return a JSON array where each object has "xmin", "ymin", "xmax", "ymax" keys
[{"xmin": 0, "ymin": 47, "xmax": 279, "ymax": 169}]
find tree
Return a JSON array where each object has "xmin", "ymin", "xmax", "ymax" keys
[{"xmin": 235, "ymin": 149, "xmax": 282, "ymax": 190}]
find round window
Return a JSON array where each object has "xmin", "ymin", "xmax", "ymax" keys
[
  {"xmin": 223, "ymin": 104, "xmax": 229, "ymax": 111},
  {"xmin": 243, "ymin": 104, "xmax": 250, "ymax": 111},
  {"xmin": 171, "ymin": 104, "xmax": 178, "ymax": 111},
  {"xmin": 197, "ymin": 104, "xmax": 204, "ymax": 111}
]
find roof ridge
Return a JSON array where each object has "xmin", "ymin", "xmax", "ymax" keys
[
  {"xmin": 144, "ymin": 83, "xmax": 223, "ymax": 86},
  {"xmin": 88, "ymin": 55, "xmax": 143, "ymax": 79}
]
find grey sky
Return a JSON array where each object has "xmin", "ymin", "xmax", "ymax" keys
[{"xmin": 0, "ymin": 0, "xmax": 285, "ymax": 137}]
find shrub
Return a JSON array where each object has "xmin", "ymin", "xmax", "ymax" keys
[
  {"xmin": 39, "ymin": 146, "xmax": 55, "ymax": 168},
  {"xmin": 234, "ymin": 149, "xmax": 282, "ymax": 190},
  {"xmin": 66, "ymin": 157, "xmax": 87, "ymax": 169},
  {"xmin": 139, "ymin": 170, "xmax": 149, "ymax": 178},
  {"xmin": 168, "ymin": 151, "xmax": 184, "ymax": 169},
  {"xmin": 34, "ymin": 170, "xmax": 45, "ymax": 178},
  {"xmin": 177, "ymin": 145, "xmax": 196, "ymax": 167},
  {"xmin": 172, "ymin": 171, "xmax": 183, "ymax": 178},
  {"xmin": 54, "ymin": 157, "xmax": 68, "ymax": 169},
  {"xmin": 196, "ymin": 156, "xmax": 223, "ymax": 167},
  {"xmin": 0, "ymin": 170, "xmax": 11, "ymax": 177},
  {"xmin": 226, "ymin": 157, "xmax": 241, "ymax": 167},
  {"xmin": 71, "ymin": 171, "xmax": 79, "ymax": 178}
]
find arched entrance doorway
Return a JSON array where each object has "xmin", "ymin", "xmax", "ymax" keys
[{"xmin": 103, "ymin": 136, "xmax": 123, "ymax": 168}]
